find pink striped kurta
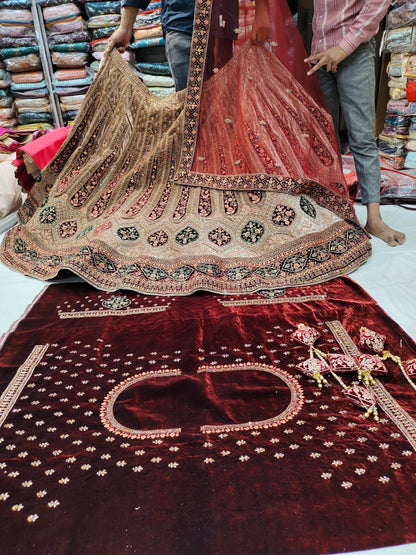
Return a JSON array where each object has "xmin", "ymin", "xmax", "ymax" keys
[{"xmin": 311, "ymin": 0, "xmax": 391, "ymax": 55}]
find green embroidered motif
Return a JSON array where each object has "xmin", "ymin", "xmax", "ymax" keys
[
  {"xmin": 255, "ymin": 264, "xmax": 281, "ymax": 278},
  {"xmin": 142, "ymin": 266, "xmax": 168, "ymax": 280},
  {"xmin": 39, "ymin": 206, "xmax": 57, "ymax": 225},
  {"xmin": 117, "ymin": 227, "xmax": 140, "ymax": 241},
  {"xmin": 308, "ymin": 245, "xmax": 330, "ymax": 262},
  {"xmin": 241, "ymin": 221, "xmax": 264, "ymax": 243},
  {"xmin": 170, "ymin": 266, "xmax": 195, "ymax": 281},
  {"xmin": 226, "ymin": 266, "xmax": 251, "ymax": 281},
  {"xmin": 175, "ymin": 226, "xmax": 199, "ymax": 245},
  {"xmin": 300, "ymin": 196, "xmax": 316, "ymax": 219},
  {"xmin": 14, "ymin": 238, "xmax": 26, "ymax": 253},
  {"xmin": 196, "ymin": 263, "xmax": 222, "ymax": 277},
  {"xmin": 91, "ymin": 253, "xmax": 117, "ymax": 273},
  {"xmin": 102, "ymin": 295, "xmax": 132, "ymax": 309},
  {"xmin": 281, "ymin": 253, "xmax": 308, "ymax": 273}
]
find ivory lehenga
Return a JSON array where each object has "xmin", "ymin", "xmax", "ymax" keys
[{"xmin": 0, "ymin": 0, "xmax": 371, "ymax": 294}]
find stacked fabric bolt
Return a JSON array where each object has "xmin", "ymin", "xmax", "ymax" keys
[
  {"xmin": 0, "ymin": 1, "xmax": 53, "ymax": 130},
  {"xmin": 130, "ymin": 0, "xmax": 175, "ymax": 97},
  {"xmin": 381, "ymin": 0, "xmax": 416, "ymax": 168},
  {"xmin": 39, "ymin": 0, "xmax": 92, "ymax": 125}
]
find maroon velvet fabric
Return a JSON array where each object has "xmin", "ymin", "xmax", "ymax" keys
[{"xmin": 1, "ymin": 277, "xmax": 416, "ymax": 554}]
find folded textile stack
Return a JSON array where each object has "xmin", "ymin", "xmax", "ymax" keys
[
  {"xmin": 381, "ymin": 0, "xmax": 416, "ymax": 169},
  {"xmin": 0, "ymin": 1, "xmax": 53, "ymax": 130},
  {"xmin": 130, "ymin": 1, "xmax": 175, "ymax": 97},
  {"xmin": 82, "ymin": 1, "xmax": 136, "ymax": 74},
  {"xmin": 39, "ymin": 0, "xmax": 92, "ymax": 125}
]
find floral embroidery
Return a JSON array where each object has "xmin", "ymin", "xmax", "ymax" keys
[
  {"xmin": 170, "ymin": 266, "xmax": 195, "ymax": 281},
  {"xmin": 59, "ymin": 221, "xmax": 77, "ymax": 239},
  {"xmin": 101, "ymin": 296, "xmax": 132, "ymax": 309},
  {"xmin": 241, "ymin": 221, "xmax": 265, "ymax": 243},
  {"xmin": 272, "ymin": 205, "xmax": 296, "ymax": 226},
  {"xmin": 198, "ymin": 188, "xmax": 212, "ymax": 216},
  {"xmin": 117, "ymin": 227, "xmax": 140, "ymax": 241},
  {"xmin": 300, "ymin": 196, "xmax": 316, "ymax": 219},
  {"xmin": 39, "ymin": 206, "xmax": 57, "ymax": 225},
  {"xmin": 147, "ymin": 230, "xmax": 169, "ymax": 247},
  {"xmin": 208, "ymin": 227, "xmax": 232, "ymax": 246},
  {"xmin": 175, "ymin": 226, "xmax": 199, "ymax": 245}
]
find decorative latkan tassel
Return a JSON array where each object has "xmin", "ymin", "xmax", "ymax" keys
[
  {"xmin": 291, "ymin": 324, "xmax": 381, "ymax": 421},
  {"xmin": 359, "ymin": 326, "xmax": 416, "ymax": 394},
  {"xmin": 290, "ymin": 324, "xmax": 329, "ymax": 389},
  {"xmin": 343, "ymin": 384, "xmax": 379, "ymax": 422}
]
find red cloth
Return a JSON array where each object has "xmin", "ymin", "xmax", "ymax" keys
[
  {"xmin": 1, "ymin": 277, "xmax": 416, "ymax": 554},
  {"xmin": 407, "ymin": 80, "xmax": 416, "ymax": 102},
  {"xmin": 12, "ymin": 126, "xmax": 71, "ymax": 192}
]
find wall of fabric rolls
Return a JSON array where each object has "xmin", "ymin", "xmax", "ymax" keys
[{"xmin": 0, "ymin": 0, "xmax": 174, "ymax": 131}]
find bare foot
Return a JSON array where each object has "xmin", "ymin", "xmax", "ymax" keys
[
  {"xmin": 364, "ymin": 221, "xmax": 406, "ymax": 247},
  {"xmin": 364, "ymin": 202, "xmax": 406, "ymax": 247}
]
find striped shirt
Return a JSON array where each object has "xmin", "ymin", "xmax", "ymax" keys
[{"xmin": 311, "ymin": 0, "xmax": 391, "ymax": 55}]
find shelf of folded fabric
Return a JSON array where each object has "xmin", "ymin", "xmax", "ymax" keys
[
  {"xmin": 379, "ymin": 1, "xmax": 416, "ymax": 171},
  {"xmin": 129, "ymin": 0, "xmax": 175, "ymax": 97},
  {"xmin": 0, "ymin": 2, "xmax": 54, "ymax": 131},
  {"xmin": 40, "ymin": 0, "xmax": 92, "ymax": 126},
  {"xmin": 84, "ymin": 1, "xmax": 136, "ymax": 74}
]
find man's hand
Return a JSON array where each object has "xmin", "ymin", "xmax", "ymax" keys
[
  {"xmin": 251, "ymin": 0, "xmax": 271, "ymax": 43},
  {"xmin": 105, "ymin": 27, "xmax": 132, "ymax": 55},
  {"xmin": 104, "ymin": 6, "xmax": 138, "ymax": 55},
  {"xmin": 304, "ymin": 45, "xmax": 348, "ymax": 75}
]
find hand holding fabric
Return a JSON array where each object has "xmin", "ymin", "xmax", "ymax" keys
[
  {"xmin": 304, "ymin": 45, "xmax": 348, "ymax": 75},
  {"xmin": 105, "ymin": 6, "xmax": 138, "ymax": 55},
  {"xmin": 251, "ymin": 0, "xmax": 271, "ymax": 43}
]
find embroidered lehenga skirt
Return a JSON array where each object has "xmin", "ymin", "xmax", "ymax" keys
[{"xmin": 0, "ymin": 0, "xmax": 371, "ymax": 294}]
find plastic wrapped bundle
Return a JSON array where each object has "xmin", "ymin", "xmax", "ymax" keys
[
  {"xmin": 148, "ymin": 86, "xmax": 176, "ymax": 97},
  {"xmin": 0, "ymin": 46, "xmax": 39, "ymax": 58},
  {"xmin": 85, "ymin": 2, "xmax": 121, "ymax": 17},
  {"xmin": 0, "ymin": 69, "xmax": 11, "ymax": 88},
  {"xmin": 51, "ymin": 52, "xmax": 90, "ymax": 67},
  {"xmin": 87, "ymin": 14, "xmax": 121, "ymax": 28},
  {"xmin": 3, "ymin": 54, "xmax": 42, "ymax": 73},
  {"xmin": 0, "ymin": 8, "xmax": 35, "ymax": 37},
  {"xmin": 0, "ymin": 95, "xmax": 13, "ymax": 108},
  {"xmin": 48, "ymin": 31, "xmax": 91, "ymax": 45},
  {"xmin": 15, "ymin": 97, "xmax": 51, "ymax": 113},
  {"xmin": 405, "ymin": 150, "xmax": 416, "ymax": 167},
  {"xmin": 387, "ymin": 53, "xmax": 409, "ymax": 77},
  {"xmin": 91, "ymin": 25, "xmax": 118, "ymax": 39},
  {"xmin": 384, "ymin": 26, "xmax": 416, "ymax": 53},
  {"xmin": 137, "ymin": 72, "xmax": 174, "ymax": 88},
  {"xmin": 133, "ymin": 24, "xmax": 162, "ymax": 41},
  {"xmin": 387, "ymin": 1, "xmax": 416, "ymax": 29},
  {"xmin": 43, "ymin": 4, "xmax": 85, "ymax": 35},
  {"xmin": 59, "ymin": 93, "xmax": 85, "ymax": 111},
  {"xmin": 386, "ymin": 99, "xmax": 409, "ymax": 114},
  {"xmin": 18, "ymin": 112, "xmax": 53, "ymax": 125},
  {"xmin": 50, "ymin": 42, "xmax": 90, "ymax": 52},
  {"xmin": 136, "ymin": 62, "xmax": 171, "ymax": 75}
]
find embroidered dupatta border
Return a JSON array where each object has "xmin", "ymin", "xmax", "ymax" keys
[{"xmin": 0, "ymin": 344, "xmax": 49, "ymax": 427}]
